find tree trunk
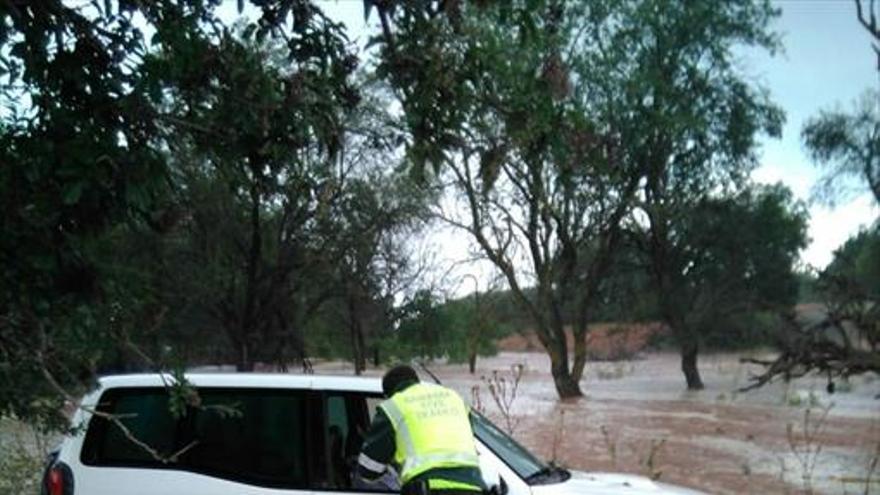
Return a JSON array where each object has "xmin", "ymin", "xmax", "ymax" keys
[
  {"xmin": 681, "ymin": 341, "xmax": 704, "ymax": 390},
  {"xmin": 467, "ymin": 325, "xmax": 478, "ymax": 374},
  {"xmin": 571, "ymin": 320, "xmax": 589, "ymax": 382},
  {"xmin": 349, "ymin": 321, "xmax": 364, "ymax": 376},
  {"xmin": 550, "ymin": 357, "xmax": 582, "ymax": 398},
  {"xmin": 535, "ymin": 320, "xmax": 583, "ymax": 398},
  {"xmin": 236, "ymin": 342, "xmax": 254, "ymax": 372},
  {"xmin": 547, "ymin": 342, "xmax": 582, "ymax": 397},
  {"xmin": 237, "ymin": 177, "xmax": 262, "ymax": 374},
  {"xmin": 355, "ymin": 323, "xmax": 366, "ymax": 374},
  {"xmin": 348, "ymin": 295, "xmax": 364, "ymax": 375}
]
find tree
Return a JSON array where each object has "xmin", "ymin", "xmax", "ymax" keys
[
  {"xmin": 802, "ymin": 89, "xmax": 880, "ymax": 205},
  {"xmin": 395, "ymin": 290, "xmax": 451, "ymax": 360},
  {"xmin": 326, "ymin": 170, "xmax": 430, "ymax": 373},
  {"xmin": 0, "ymin": 1, "xmax": 175, "ymax": 427},
  {"xmin": 608, "ymin": 0, "xmax": 785, "ymax": 389},
  {"xmin": 435, "ymin": 2, "xmax": 644, "ymax": 398},
  {"xmin": 148, "ymin": 17, "xmax": 360, "ymax": 370},
  {"xmin": 638, "ymin": 185, "xmax": 808, "ymax": 388},
  {"xmin": 855, "ymin": 0, "xmax": 880, "ymax": 70},
  {"xmin": 0, "ymin": 0, "xmax": 359, "ymax": 424},
  {"xmin": 819, "ymin": 229, "xmax": 880, "ymax": 371},
  {"xmin": 323, "ymin": 82, "xmax": 433, "ymax": 374},
  {"xmin": 366, "ymin": 0, "xmax": 786, "ymax": 397},
  {"xmin": 459, "ymin": 275, "xmax": 501, "ymax": 374}
]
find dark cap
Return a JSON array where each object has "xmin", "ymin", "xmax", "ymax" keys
[{"xmin": 382, "ymin": 365, "xmax": 419, "ymax": 396}]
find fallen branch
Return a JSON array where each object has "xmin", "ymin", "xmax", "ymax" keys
[{"xmin": 739, "ymin": 310, "xmax": 880, "ymax": 393}]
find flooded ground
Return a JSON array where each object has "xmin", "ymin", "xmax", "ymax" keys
[
  {"xmin": 317, "ymin": 351, "xmax": 880, "ymax": 495},
  {"xmin": 4, "ymin": 351, "xmax": 876, "ymax": 494}
]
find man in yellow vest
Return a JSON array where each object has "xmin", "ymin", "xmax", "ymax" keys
[{"xmin": 357, "ymin": 365, "xmax": 487, "ymax": 495}]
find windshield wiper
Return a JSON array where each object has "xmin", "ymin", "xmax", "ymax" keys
[{"xmin": 524, "ymin": 465, "xmax": 569, "ymax": 485}]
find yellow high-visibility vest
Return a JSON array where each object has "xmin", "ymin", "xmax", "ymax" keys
[{"xmin": 379, "ymin": 383, "xmax": 480, "ymax": 486}]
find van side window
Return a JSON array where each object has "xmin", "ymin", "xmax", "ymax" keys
[
  {"xmin": 183, "ymin": 390, "xmax": 308, "ymax": 488},
  {"xmin": 81, "ymin": 387, "xmax": 310, "ymax": 489},
  {"xmin": 81, "ymin": 389, "xmax": 176, "ymax": 465}
]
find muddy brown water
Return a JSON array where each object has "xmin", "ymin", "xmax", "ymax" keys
[{"xmin": 314, "ymin": 351, "xmax": 880, "ymax": 495}]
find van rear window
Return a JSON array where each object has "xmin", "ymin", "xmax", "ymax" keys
[{"xmin": 81, "ymin": 387, "xmax": 308, "ymax": 489}]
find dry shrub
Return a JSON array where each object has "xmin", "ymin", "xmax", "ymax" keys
[
  {"xmin": 0, "ymin": 417, "xmax": 52, "ymax": 495},
  {"xmin": 482, "ymin": 363, "xmax": 525, "ymax": 434}
]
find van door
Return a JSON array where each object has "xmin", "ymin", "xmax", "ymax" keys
[
  {"xmin": 311, "ymin": 391, "xmax": 532, "ymax": 495},
  {"xmin": 311, "ymin": 391, "xmax": 399, "ymax": 495}
]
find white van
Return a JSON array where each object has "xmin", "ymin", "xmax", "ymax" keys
[{"xmin": 42, "ymin": 374, "xmax": 704, "ymax": 495}]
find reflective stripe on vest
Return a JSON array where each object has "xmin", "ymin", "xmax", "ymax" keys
[{"xmin": 379, "ymin": 383, "xmax": 480, "ymax": 484}]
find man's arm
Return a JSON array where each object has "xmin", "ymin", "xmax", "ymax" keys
[{"xmin": 358, "ymin": 407, "xmax": 397, "ymax": 481}]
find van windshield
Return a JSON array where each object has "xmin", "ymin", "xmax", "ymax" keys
[{"xmin": 471, "ymin": 412, "xmax": 547, "ymax": 480}]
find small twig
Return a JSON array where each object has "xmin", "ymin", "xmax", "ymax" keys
[
  {"xmin": 600, "ymin": 425, "xmax": 618, "ymax": 467},
  {"xmin": 470, "ymin": 385, "xmax": 485, "ymax": 414},
  {"xmin": 863, "ymin": 436, "xmax": 880, "ymax": 495},
  {"xmin": 642, "ymin": 437, "xmax": 667, "ymax": 481},
  {"xmin": 417, "ymin": 360, "xmax": 442, "ymax": 385},
  {"xmin": 550, "ymin": 409, "xmax": 566, "ymax": 465}
]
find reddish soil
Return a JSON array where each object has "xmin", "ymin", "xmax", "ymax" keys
[{"xmin": 496, "ymin": 322, "xmax": 667, "ymax": 360}]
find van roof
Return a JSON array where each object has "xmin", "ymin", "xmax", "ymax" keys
[{"xmin": 97, "ymin": 373, "xmax": 383, "ymax": 393}]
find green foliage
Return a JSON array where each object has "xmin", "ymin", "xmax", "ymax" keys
[
  {"xmin": 702, "ymin": 311, "xmax": 784, "ymax": 351},
  {"xmin": 750, "ymin": 22, "xmax": 880, "ymax": 385},
  {"xmin": 591, "ymin": 244, "xmax": 660, "ymax": 323},
  {"xmin": 441, "ymin": 296, "xmax": 500, "ymax": 364},
  {"xmin": 0, "ymin": 1, "xmax": 168, "ymax": 427},
  {"xmin": 370, "ymin": 291, "xmax": 501, "ymax": 365},
  {"xmin": 670, "ymin": 185, "xmax": 808, "ymax": 333},
  {"xmin": 747, "ymin": 229, "xmax": 880, "ymax": 387},
  {"xmin": 796, "ymin": 270, "xmax": 821, "ymax": 304},
  {"xmin": 817, "ymin": 227, "xmax": 880, "ymax": 358},
  {"xmin": 393, "ymin": 290, "xmax": 451, "ymax": 360},
  {"xmin": 802, "ymin": 89, "xmax": 880, "ymax": 205},
  {"xmin": 593, "ymin": 0, "xmax": 789, "ymax": 387},
  {"xmin": 744, "ymin": 23, "xmax": 880, "ymax": 387},
  {"xmin": 823, "ymin": 228, "xmax": 880, "ymax": 297},
  {"xmin": 0, "ymin": 0, "xmax": 365, "ymax": 424}
]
